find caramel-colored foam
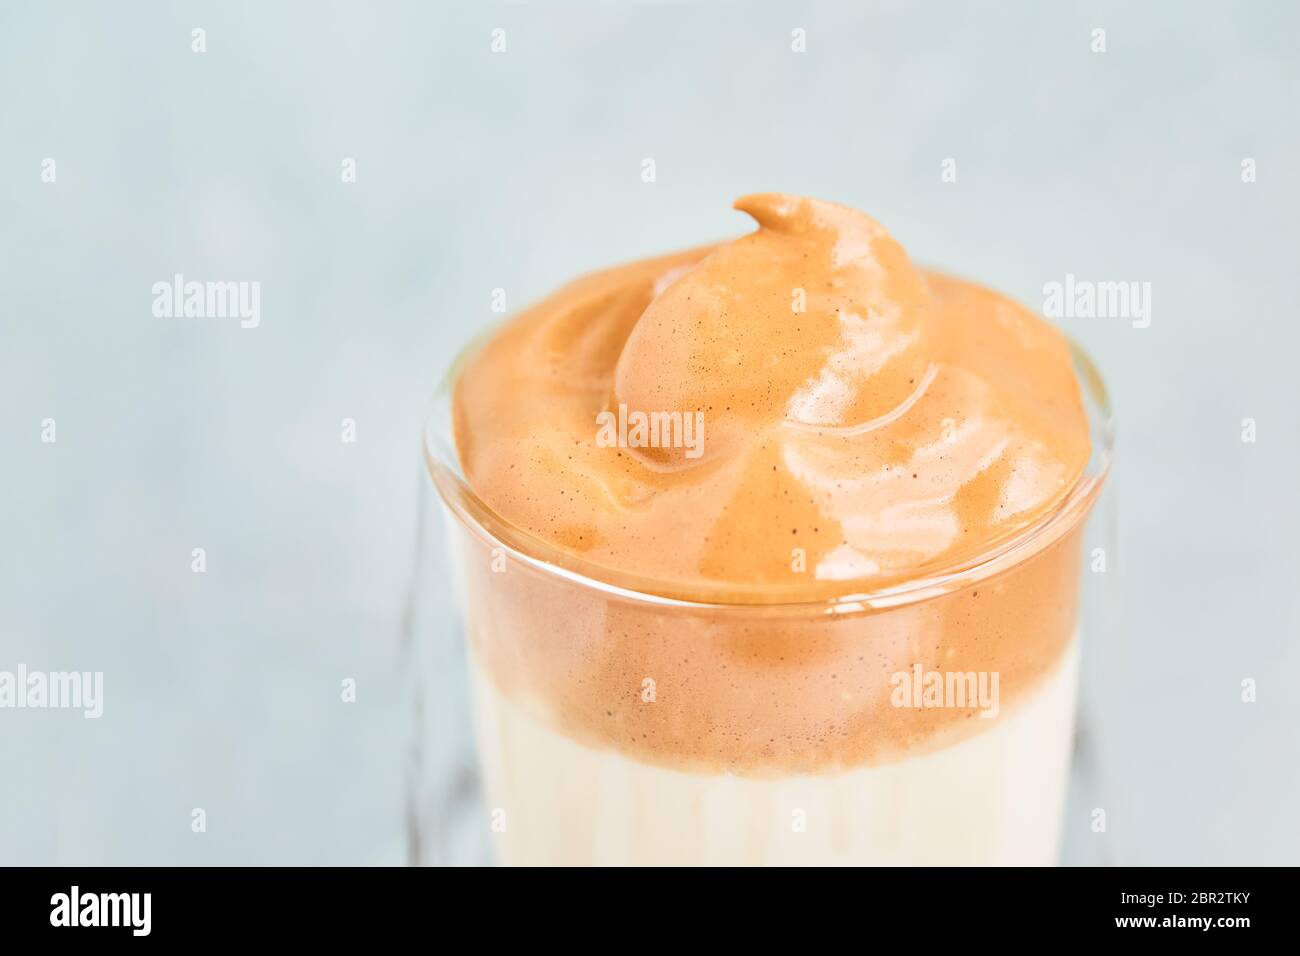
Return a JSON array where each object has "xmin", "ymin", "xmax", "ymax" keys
[{"xmin": 448, "ymin": 194, "xmax": 1094, "ymax": 772}]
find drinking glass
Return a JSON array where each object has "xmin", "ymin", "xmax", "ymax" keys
[{"xmin": 409, "ymin": 340, "xmax": 1114, "ymax": 866}]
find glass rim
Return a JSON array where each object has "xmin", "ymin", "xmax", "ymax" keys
[{"xmin": 424, "ymin": 332, "xmax": 1114, "ymax": 615}]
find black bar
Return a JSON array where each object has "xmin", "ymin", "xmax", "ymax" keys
[{"xmin": 0, "ymin": 866, "xmax": 1284, "ymax": 941}]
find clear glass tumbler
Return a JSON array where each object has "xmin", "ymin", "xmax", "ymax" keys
[{"xmin": 411, "ymin": 341, "xmax": 1114, "ymax": 866}]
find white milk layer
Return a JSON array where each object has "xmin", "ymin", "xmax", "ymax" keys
[{"xmin": 469, "ymin": 637, "xmax": 1079, "ymax": 866}]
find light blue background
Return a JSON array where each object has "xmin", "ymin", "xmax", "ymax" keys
[{"xmin": 2, "ymin": 0, "xmax": 1297, "ymax": 865}]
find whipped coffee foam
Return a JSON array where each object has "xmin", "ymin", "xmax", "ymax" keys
[
  {"xmin": 448, "ymin": 194, "xmax": 1094, "ymax": 773},
  {"xmin": 455, "ymin": 193, "xmax": 1090, "ymax": 602}
]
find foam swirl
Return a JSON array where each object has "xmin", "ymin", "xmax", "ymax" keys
[{"xmin": 454, "ymin": 194, "xmax": 1090, "ymax": 601}]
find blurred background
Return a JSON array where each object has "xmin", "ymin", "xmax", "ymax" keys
[{"xmin": 2, "ymin": 0, "xmax": 1297, "ymax": 865}]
